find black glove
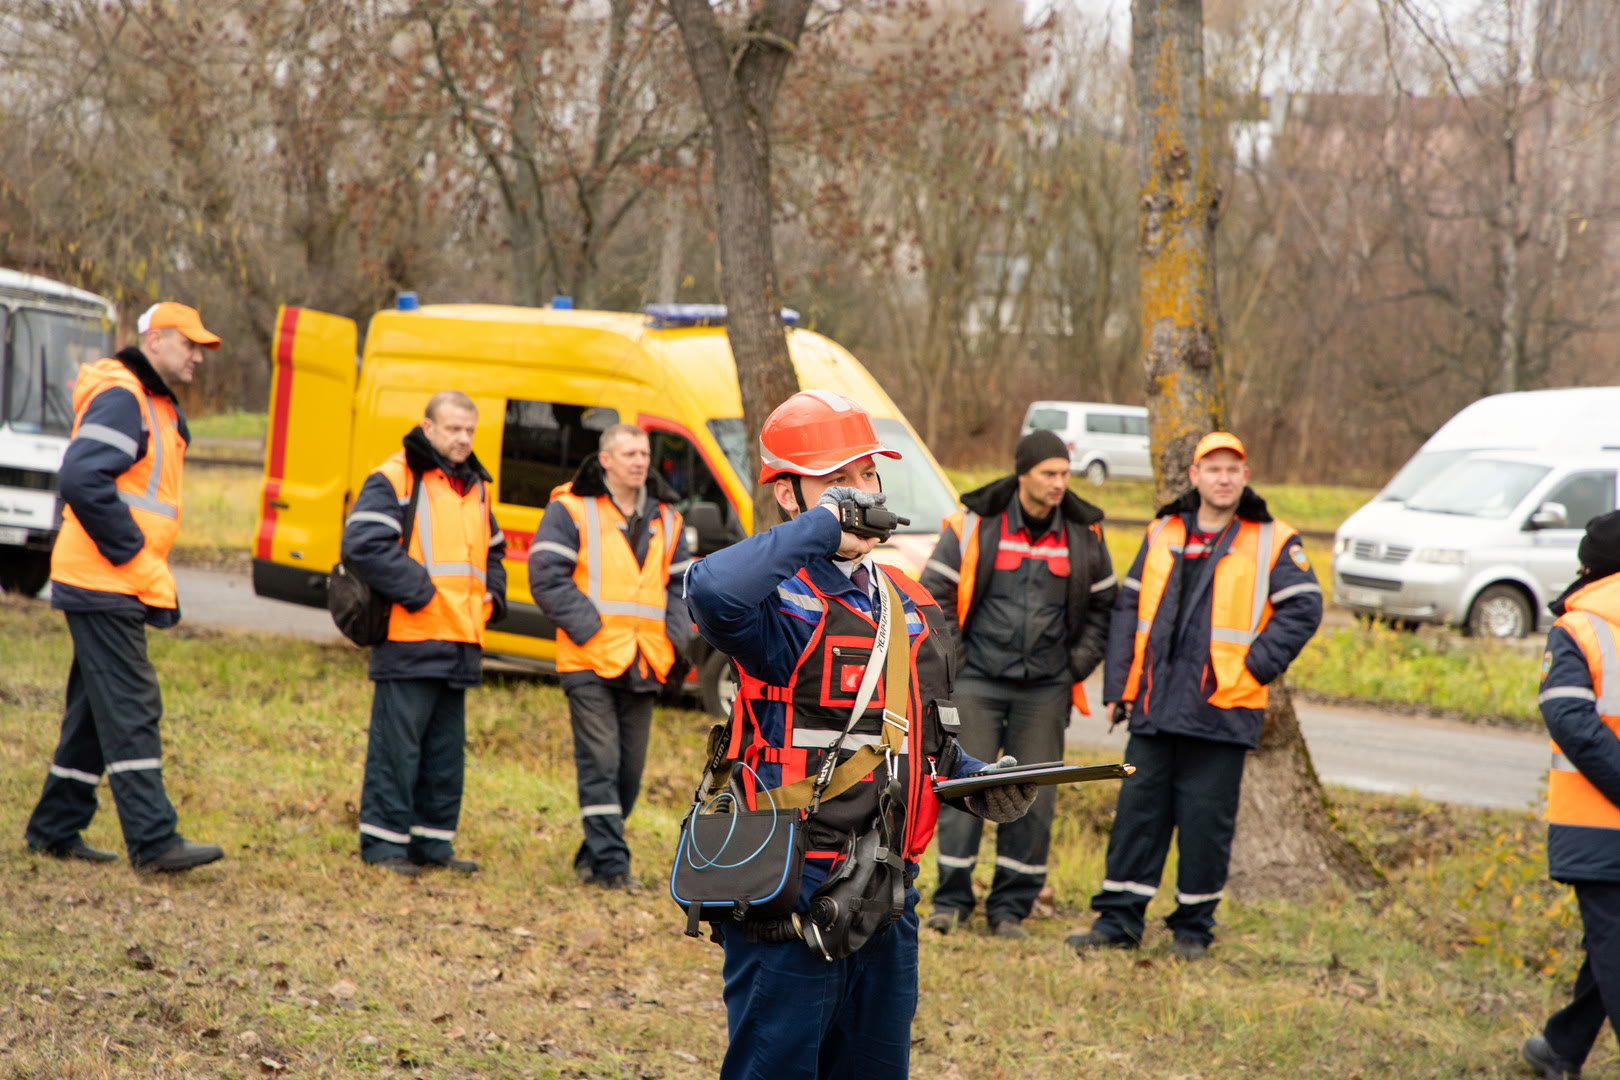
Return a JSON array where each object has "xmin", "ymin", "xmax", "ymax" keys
[
  {"xmin": 817, "ymin": 486, "xmax": 887, "ymax": 512},
  {"xmin": 1109, "ymin": 701, "xmax": 1132, "ymax": 732},
  {"xmin": 963, "ymin": 755, "xmax": 1038, "ymax": 824}
]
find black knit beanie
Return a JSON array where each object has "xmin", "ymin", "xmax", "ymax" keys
[
  {"xmin": 1579, "ymin": 510, "xmax": 1620, "ymax": 581},
  {"xmin": 1016, "ymin": 429, "xmax": 1070, "ymax": 475}
]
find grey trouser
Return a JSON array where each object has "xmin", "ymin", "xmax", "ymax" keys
[
  {"xmin": 566, "ymin": 679, "xmax": 656, "ymax": 878},
  {"xmin": 25, "ymin": 609, "xmax": 183, "ymax": 863},
  {"xmin": 359, "ymin": 678, "xmax": 466, "ymax": 865},
  {"xmin": 932, "ymin": 677, "xmax": 1069, "ymax": 924}
]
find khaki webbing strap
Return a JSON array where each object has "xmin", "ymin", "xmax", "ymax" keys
[{"xmin": 759, "ymin": 574, "xmax": 912, "ymax": 811}]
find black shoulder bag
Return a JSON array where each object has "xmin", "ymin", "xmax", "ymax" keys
[{"xmin": 329, "ymin": 470, "xmax": 424, "ymax": 647}]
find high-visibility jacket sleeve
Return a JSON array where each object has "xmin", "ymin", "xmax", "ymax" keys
[
  {"xmin": 1103, "ymin": 533, "xmax": 1152, "ymax": 703},
  {"xmin": 685, "ymin": 506, "xmax": 843, "ymax": 685},
  {"xmin": 664, "ymin": 521, "xmax": 692, "ymax": 653},
  {"xmin": 57, "ymin": 386, "xmax": 147, "ymax": 566},
  {"xmin": 341, "ymin": 471, "xmax": 436, "ymax": 612},
  {"xmin": 528, "ymin": 499, "xmax": 602, "ymax": 644},
  {"xmin": 919, "ymin": 524, "xmax": 963, "ymax": 640},
  {"xmin": 1544, "ymin": 624, "xmax": 1620, "ymax": 808},
  {"xmin": 1071, "ymin": 523, "xmax": 1115, "ymax": 682},
  {"xmin": 1243, "ymin": 535, "xmax": 1323, "ymax": 686},
  {"xmin": 485, "ymin": 503, "xmax": 507, "ymax": 622}
]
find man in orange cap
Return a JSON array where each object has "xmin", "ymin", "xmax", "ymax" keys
[
  {"xmin": 24, "ymin": 302, "xmax": 227, "ymax": 873},
  {"xmin": 1068, "ymin": 431, "xmax": 1321, "ymax": 959},
  {"xmin": 683, "ymin": 389, "xmax": 1036, "ymax": 1078}
]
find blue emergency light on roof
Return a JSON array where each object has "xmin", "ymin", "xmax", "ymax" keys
[
  {"xmin": 551, "ymin": 295, "xmax": 574, "ymax": 309},
  {"xmin": 396, "ymin": 291, "xmax": 419, "ymax": 311},
  {"xmin": 644, "ymin": 304, "xmax": 801, "ymax": 329}
]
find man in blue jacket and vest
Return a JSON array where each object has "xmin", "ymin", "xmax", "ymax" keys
[
  {"xmin": 684, "ymin": 389, "xmax": 1036, "ymax": 1079},
  {"xmin": 24, "ymin": 302, "xmax": 225, "ymax": 873},
  {"xmin": 1522, "ymin": 512, "xmax": 1620, "ymax": 1079},
  {"xmin": 1068, "ymin": 432, "xmax": 1321, "ymax": 959},
  {"xmin": 531, "ymin": 424, "xmax": 691, "ymax": 892}
]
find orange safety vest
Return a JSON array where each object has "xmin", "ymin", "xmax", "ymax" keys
[
  {"xmin": 1122, "ymin": 515, "xmax": 1296, "ymax": 711},
  {"xmin": 1546, "ymin": 578, "xmax": 1620, "ymax": 832},
  {"xmin": 551, "ymin": 491, "xmax": 681, "ymax": 680},
  {"xmin": 374, "ymin": 454, "xmax": 493, "ymax": 645},
  {"xmin": 942, "ymin": 509, "xmax": 1093, "ymax": 715},
  {"xmin": 50, "ymin": 359, "xmax": 185, "ymax": 608}
]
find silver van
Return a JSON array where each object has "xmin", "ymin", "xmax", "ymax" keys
[
  {"xmin": 1332, "ymin": 450, "xmax": 1620, "ymax": 637},
  {"xmin": 1020, "ymin": 400, "xmax": 1151, "ymax": 485}
]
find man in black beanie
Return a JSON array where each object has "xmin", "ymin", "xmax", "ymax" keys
[
  {"xmin": 919, "ymin": 428, "xmax": 1116, "ymax": 938},
  {"xmin": 1524, "ymin": 510, "xmax": 1620, "ymax": 1078}
]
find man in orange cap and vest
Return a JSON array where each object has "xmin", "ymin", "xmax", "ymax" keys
[
  {"xmin": 1069, "ymin": 432, "xmax": 1321, "ymax": 959},
  {"xmin": 1522, "ymin": 510, "xmax": 1620, "ymax": 1079},
  {"xmin": 920, "ymin": 428, "xmax": 1116, "ymax": 939},
  {"xmin": 342, "ymin": 390, "xmax": 507, "ymax": 876},
  {"xmin": 24, "ymin": 302, "xmax": 226, "ymax": 872},
  {"xmin": 531, "ymin": 423, "xmax": 691, "ymax": 891},
  {"xmin": 684, "ymin": 389, "xmax": 1036, "ymax": 1079}
]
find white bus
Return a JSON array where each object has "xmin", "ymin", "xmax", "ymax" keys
[{"xmin": 0, "ymin": 269, "xmax": 117, "ymax": 596}]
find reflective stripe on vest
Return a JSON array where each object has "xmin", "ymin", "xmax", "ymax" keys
[
  {"xmin": 1547, "ymin": 595, "xmax": 1620, "ymax": 831},
  {"xmin": 376, "ymin": 457, "xmax": 493, "ymax": 646},
  {"xmin": 50, "ymin": 359, "xmax": 184, "ymax": 608},
  {"xmin": 555, "ymin": 491, "xmax": 680, "ymax": 679},
  {"xmin": 1122, "ymin": 516, "xmax": 1293, "ymax": 710}
]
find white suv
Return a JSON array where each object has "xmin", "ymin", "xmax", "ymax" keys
[{"xmin": 1020, "ymin": 401, "xmax": 1151, "ymax": 485}]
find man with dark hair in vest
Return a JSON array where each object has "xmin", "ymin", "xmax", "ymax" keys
[
  {"xmin": 343, "ymin": 390, "xmax": 507, "ymax": 876},
  {"xmin": 24, "ymin": 302, "xmax": 225, "ymax": 872},
  {"xmin": 1522, "ymin": 511, "xmax": 1620, "ymax": 1079},
  {"xmin": 531, "ymin": 423, "xmax": 691, "ymax": 891},
  {"xmin": 919, "ymin": 428, "xmax": 1116, "ymax": 939},
  {"xmin": 1069, "ymin": 432, "xmax": 1321, "ymax": 960}
]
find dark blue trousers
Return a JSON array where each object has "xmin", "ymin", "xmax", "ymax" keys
[
  {"xmin": 932, "ymin": 677, "xmax": 1068, "ymax": 924},
  {"xmin": 717, "ymin": 887, "xmax": 920, "ymax": 1080},
  {"xmin": 1088, "ymin": 731, "xmax": 1247, "ymax": 945},
  {"xmin": 565, "ymin": 678, "xmax": 655, "ymax": 878},
  {"xmin": 25, "ymin": 610, "xmax": 183, "ymax": 863},
  {"xmin": 1543, "ymin": 881, "xmax": 1620, "ymax": 1066},
  {"xmin": 358, "ymin": 678, "xmax": 466, "ymax": 865}
]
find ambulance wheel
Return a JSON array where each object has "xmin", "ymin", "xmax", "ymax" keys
[
  {"xmin": 0, "ymin": 551, "xmax": 50, "ymax": 597},
  {"xmin": 699, "ymin": 650, "xmax": 738, "ymax": 718},
  {"xmin": 1465, "ymin": 584, "xmax": 1532, "ymax": 639},
  {"xmin": 1083, "ymin": 461, "xmax": 1107, "ymax": 487}
]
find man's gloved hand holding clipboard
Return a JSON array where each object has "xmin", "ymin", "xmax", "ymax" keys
[{"xmin": 934, "ymin": 755, "xmax": 1135, "ymax": 822}]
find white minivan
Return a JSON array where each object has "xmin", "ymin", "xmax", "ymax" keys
[
  {"xmin": 1020, "ymin": 400, "xmax": 1150, "ymax": 485},
  {"xmin": 1333, "ymin": 449, "xmax": 1619, "ymax": 637}
]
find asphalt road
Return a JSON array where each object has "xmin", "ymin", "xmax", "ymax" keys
[{"xmin": 45, "ymin": 565, "xmax": 1545, "ymax": 814}]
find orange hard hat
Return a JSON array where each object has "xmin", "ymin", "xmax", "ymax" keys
[{"xmin": 758, "ymin": 389, "xmax": 902, "ymax": 483}]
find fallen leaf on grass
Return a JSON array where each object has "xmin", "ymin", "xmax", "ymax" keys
[
  {"xmin": 511, "ymin": 927, "xmax": 533, "ymax": 938},
  {"xmin": 672, "ymin": 1050, "xmax": 698, "ymax": 1062},
  {"xmin": 126, "ymin": 945, "xmax": 155, "ymax": 970},
  {"xmin": 445, "ymin": 1026, "xmax": 466, "ymax": 1039},
  {"xmin": 237, "ymin": 1031, "xmax": 261, "ymax": 1048},
  {"xmin": 259, "ymin": 1057, "xmax": 285, "ymax": 1072},
  {"xmin": 431, "ymin": 1013, "xmax": 453, "ymax": 1025},
  {"xmin": 328, "ymin": 979, "xmax": 358, "ymax": 1000},
  {"xmin": 200, "ymin": 1028, "xmax": 222, "ymax": 1040},
  {"xmin": 573, "ymin": 998, "xmax": 593, "ymax": 1010}
]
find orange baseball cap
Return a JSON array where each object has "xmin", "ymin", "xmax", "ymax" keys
[
  {"xmin": 137, "ymin": 302, "xmax": 222, "ymax": 349},
  {"xmin": 1193, "ymin": 431, "xmax": 1245, "ymax": 463}
]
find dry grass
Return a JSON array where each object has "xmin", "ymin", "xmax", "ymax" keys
[{"xmin": 0, "ymin": 593, "xmax": 1603, "ymax": 1077}]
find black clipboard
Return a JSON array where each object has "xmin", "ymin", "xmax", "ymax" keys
[{"xmin": 932, "ymin": 761, "xmax": 1134, "ymax": 799}]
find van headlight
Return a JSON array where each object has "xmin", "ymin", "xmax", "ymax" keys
[
  {"xmin": 1416, "ymin": 548, "xmax": 1466, "ymax": 565},
  {"xmin": 1333, "ymin": 535, "xmax": 1350, "ymax": 555}
]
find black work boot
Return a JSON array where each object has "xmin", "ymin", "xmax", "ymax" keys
[
  {"xmin": 134, "ymin": 841, "xmax": 224, "ymax": 873},
  {"xmin": 1523, "ymin": 1035, "xmax": 1581, "ymax": 1079},
  {"xmin": 30, "ymin": 838, "xmax": 119, "ymax": 863},
  {"xmin": 1066, "ymin": 928, "xmax": 1137, "ymax": 952},
  {"xmin": 417, "ymin": 856, "xmax": 480, "ymax": 875},
  {"xmin": 372, "ymin": 856, "xmax": 422, "ymax": 877}
]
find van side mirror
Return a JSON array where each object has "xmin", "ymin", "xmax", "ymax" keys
[
  {"xmin": 685, "ymin": 501, "xmax": 742, "ymax": 555},
  {"xmin": 1528, "ymin": 502, "xmax": 1569, "ymax": 530}
]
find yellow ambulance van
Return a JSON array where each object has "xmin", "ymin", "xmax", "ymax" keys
[{"xmin": 252, "ymin": 300, "xmax": 959, "ymax": 713}]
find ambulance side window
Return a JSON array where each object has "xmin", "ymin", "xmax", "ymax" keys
[
  {"xmin": 499, "ymin": 399, "xmax": 618, "ymax": 508},
  {"xmin": 648, "ymin": 429, "xmax": 733, "ymax": 525}
]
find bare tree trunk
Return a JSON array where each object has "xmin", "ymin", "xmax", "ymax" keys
[
  {"xmin": 1131, "ymin": 0, "xmax": 1376, "ymax": 899},
  {"xmin": 1494, "ymin": 8, "xmax": 1525, "ymax": 395},
  {"xmin": 1133, "ymin": 0, "xmax": 1223, "ymax": 508},
  {"xmin": 670, "ymin": 0, "xmax": 812, "ymax": 530}
]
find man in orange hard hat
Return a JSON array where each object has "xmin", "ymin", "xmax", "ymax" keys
[
  {"xmin": 1069, "ymin": 433, "xmax": 1321, "ymax": 960},
  {"xmin": 24, "ymin": 302, "xmax": 226, "ymax": 873},
  {"xmin": 684, "ymin": 389, "xmax": 1037, "ymax": 1078}
]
